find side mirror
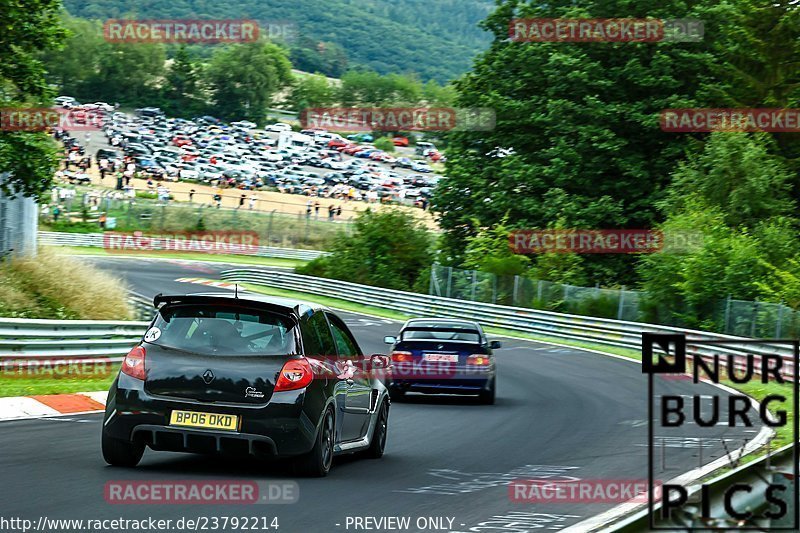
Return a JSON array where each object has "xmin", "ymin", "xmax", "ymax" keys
[
  {"xmin": 489, "ymin": 340, "xmax": 503, "ymax": 350},
  {"xmin": 383, "ymin": 336, "xmax": 397, "ymax": 345}
]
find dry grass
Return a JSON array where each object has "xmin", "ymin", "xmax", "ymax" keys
[{"xmin": 0, "ymin": 249, "xmax": 132, "ymax": 320}]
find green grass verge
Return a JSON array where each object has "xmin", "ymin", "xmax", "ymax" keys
[
  {"xmin": 0, "ymin": 368, "xmax": 116, "ymax": 397},
  {"xmin": 55, "ymin": 246, "xmax": 308, "ymax": 269}
]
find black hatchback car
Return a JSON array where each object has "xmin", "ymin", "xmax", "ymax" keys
[
  {"xmin": 102, "ymin": 293, "xmax": 391, "ymax": 476},
  {"xmin": 383, "ymin": 318, "xmax": 501, "ymax": 404}
]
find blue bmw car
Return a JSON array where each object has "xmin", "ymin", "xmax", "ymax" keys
[{"xmin": 383, "ymin": 319, "xmax": 501, "ymax": 404}]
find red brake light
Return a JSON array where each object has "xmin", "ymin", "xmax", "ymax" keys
[
  {"xmin": 121, "ymin": 346, "xmax": 147, "ymax": 380},
  {"xmin": 274, "ymin": 359, "xmax": 313, "ymax": 392},
  {"xmin": 467, "ymin": 354, "xmax": 491, "ymax": 366},
  {"xmin": 391, "ymin": 351, "xmax": 413, "ymax": 363}
]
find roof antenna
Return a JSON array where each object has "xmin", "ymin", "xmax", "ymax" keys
[{"xmin": 234, "ymin": 284, "xmax": 239, "ymax": 298}]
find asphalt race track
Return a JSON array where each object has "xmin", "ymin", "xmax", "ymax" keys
[{"xmin": 0, "ymin": 257, "xmax": 766, "ymax": 533}]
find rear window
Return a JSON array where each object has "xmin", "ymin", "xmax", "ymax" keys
[
  {"xmin": 148, "ymin": 304, "xmax": 298, "ymax": 356},
  {"xmin": 401, "ymin": 322, "xmax": 481, "ymax": 343}
]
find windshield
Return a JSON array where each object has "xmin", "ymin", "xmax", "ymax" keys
[{"xmin": 148, "ymin": 304, "xmax": 297, "ymax": 356}]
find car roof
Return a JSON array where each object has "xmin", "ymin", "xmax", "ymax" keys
[{"xmin": 153, "ymin": 291, "xmax": 330, "ymax": 319}]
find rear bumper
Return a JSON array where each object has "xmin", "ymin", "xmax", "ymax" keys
[
  {"xmin": 132, "ymin": 425, "xmax": 279, "ymax": 458},
  {"xmin": 104, "ymin": 376, "xmax": 321, "ymax": 458},
  {"xmin": 389, "ymin": 367, "xmax": 494, "ymax": 395}
]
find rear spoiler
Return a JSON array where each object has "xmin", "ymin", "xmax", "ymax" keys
[
  {"xmin": 152, "ymin": 293, "xmax": 302, "ymax": 324},
  {"xmin": 403, "ymin": 326, "xmax": 480, "ymax": 334}
]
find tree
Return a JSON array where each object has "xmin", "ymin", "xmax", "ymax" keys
[
  {"xmin": 207, "ymin": 42, "xmax": 293, "ymax": 123},
  {"xmin": 287, "ymin": 73, "xmax": 336, "ymax": 111},
  {"xmin": 373, "ymin": 137, "xmax": 396, "ymax": 152},
  {"xmin": 0, "ymin": 0, "xmax": 66, "ymax": 197},
  {"xmin": 433, "ymin": 0, "xmax": 783, "ymax": 285},
  {"xmin": 83, "ymin": 42, "xmax": 166, "ymax": 105},
  {"xmin": 40, "ymin": 16, "xmax": 105, "ymax": 98},
  {"xmin": 297, "ymin": 209, "xmax": 433, "ymax": 290},
  {"xmin": 161, "ymin": 46, "xmax": 205, "ymax": 116},
  {"xmin": 638, "ymin": 133, "xmax": 799, "ymax": 327}
]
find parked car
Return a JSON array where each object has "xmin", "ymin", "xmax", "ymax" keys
[
  {"xmin": 415, "ymin": 141, "xmax": 437, "ymax": 155},
  {"xmin": 347, "ymin": 133, "xmax": 374, "ymax": 142},
  {"xmin": 265, "ymin": 122, "xmax": 292, "ymax": 132}
]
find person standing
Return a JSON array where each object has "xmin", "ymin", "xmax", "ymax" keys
[
  {"xmin": 328, "ymin": 204, "xmax": 335, "ymax": 221},
  {"xmin": 314, "ymin": 201, "xmax": 320, "ymax": 219},
  {"xmin": 238, "ymin": 194, "xmax": 246, "ymax": 209},
  {"xmin": 189, "ymin": 189, "xmax": 195, "ymax": 203},
  {"xmin": 306, "ymin": 200, "xmax": 313, "ymax": 219},
  {"xmin": 336, "ymin": 205, "xmax": 342, "ymax": 218},
  {"xmin": 249, "ymin": 193, "xmax": 257, "ymax": 210}
]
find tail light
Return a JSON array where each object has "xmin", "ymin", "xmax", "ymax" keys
[
  {"xmin": 391, "ymin": 351, "xmax": 413, "ymax": 363},
  {"xmin": 121, "ymin": 346, "xmax": 147, "ymax": 380},
  {"xmin": 467, "ymin": 354, "xmax": 492, "ymax": 366},
  {"xmin": 274, "ymin": 358, "xmax": 313, "ymax": 392}
]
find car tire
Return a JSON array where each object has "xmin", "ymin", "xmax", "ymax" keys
[
  {"xmin": 102, "ymin": 431, "xmax": 144, "ymax": 467},
  {"xmin": 295, "ymin": 407, "xmax": 335, "ymax": 477},
  {"xmin": 363, "ymin": 401, "xmax": 388, "ymax": 459},
  {"xmin": 388, "ymin": 387, "xmax": 405, "ymax": 402},
  {"xmin": 479, "ymin": 379, "xmax": 496, "ymax": 405}
]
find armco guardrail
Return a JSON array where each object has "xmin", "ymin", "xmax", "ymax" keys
[
  {"xmin": 38, "ymin": 231, "xmax": 328, "ymax": 261},
  {"xmin": 609, "ymin": 443, "xmax": 796, "ymax": 531},
  {"xmin": 0, "ymin": 317, "xmax": 148, "ymax": 365},
  {"xmin": 220, "ymin": 269, "xmax": 797, "ymax": 378}
]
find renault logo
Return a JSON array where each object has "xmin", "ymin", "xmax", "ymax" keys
[{"xmin": 202, "ymin": 369, "xmax": 215, "ymax": 384}]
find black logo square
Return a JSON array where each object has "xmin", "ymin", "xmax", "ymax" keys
[{"xmin": 642, "ymin": 333, "xmax": 686, "ymax": 374}]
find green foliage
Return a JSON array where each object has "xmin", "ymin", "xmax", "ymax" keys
[
  {"xmin": 289, "ymin": 38, "xmax": 348, "ymax": 78},
  {"xmin": 161, "ymin": 45, "xmax": 205, "ymax": 116},
  {"xmin": 638, "ymin": 133, "xmax": 800, "ymax": 327},
  {"xmin": 297, "ymin": 209, "xmax": 433, "ymax": 290},
  {"xmin": 62, "ymin": 0, "xmax": 493, "ymax": 82},
  {"xmin": 373, "ymin": 137, "xmax": 396, "ymax": 153},
  {"xmin": 287, "ymin": 73, "xmax": 337, "ymax": 110},
  {"xmin": 462, "ymin": 216, "xmax": 530, "ymax": 276},
  {"xmin": 207, "ymin": 42, "xmax": 293, "ymax": 123},
  {"xmin": 663, "ymin": 133, "xmax": 793, "ymax": 227},
  {"xmin": 434, "ymin": 0, "xmax": 800, "ymax": 285},
  {"xmin": 0, "ymin": 0, "xmax": 65, "ymax": 198}
]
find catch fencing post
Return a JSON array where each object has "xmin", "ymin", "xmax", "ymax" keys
[
  {"xmin": 724, "ymin": 295, "xmax": 732, "ymax": 333},
  {"xmin": 471, "ymin": 270, "xmax": 477, "ymax": 301},
  {"xmin": 512, "ymin": 275, "xmax": 520, "ymax": 306},
  {"xmin": 446, "ymin": 266, "xmax": 453, "ymax": 299},
  {"xmin": 618, "ymin": 286, "xmax": 626, "ymax": 321}
]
